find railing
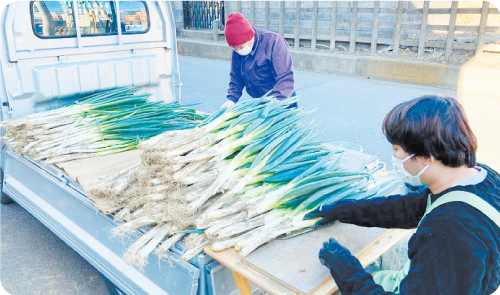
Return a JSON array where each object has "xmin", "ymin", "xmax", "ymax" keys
[
  {"xmin": 222, "ymin": 1, "xmax": 500, "ymax": 59},
  {"xmin": 183, "ymin": 1, "xmax": 224, "ymax": 29}
]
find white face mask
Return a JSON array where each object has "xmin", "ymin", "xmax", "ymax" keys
[
  {"xmin": 391, "ymin": 154, "xmax": 429, "ymax": 186},
  {"xmin": 236, "ymin": 44, "xmax": 252, "ymax": 56}
]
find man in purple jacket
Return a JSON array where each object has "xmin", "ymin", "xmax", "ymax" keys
[{"xmin": 221, "ymin": 13, "xmax": 296, "ymax": 109}]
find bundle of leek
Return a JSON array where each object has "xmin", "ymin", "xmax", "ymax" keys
[
  {"xmin": 226, "ymin": 171, "xmax": 404, "ymax": 257},
  {"xmin": 106, "ymin": 96, "xmax": 404, "ymax": 266},
  {"xmin": 109, "ymin": 96, "xmax": 322, "ymax": 265},
  {"xmin": 1, "ymin": 87, "xmax": 206, "ymax": 164}
]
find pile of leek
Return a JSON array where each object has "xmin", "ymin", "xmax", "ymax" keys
[{"xmin": 1, "ymin": 87, "xmax": 206, "ymax": 163}]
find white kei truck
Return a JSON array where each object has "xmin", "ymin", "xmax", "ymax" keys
[{"xmin": 0, "ymin": 1, "xmax": 249, "ymax": 294}]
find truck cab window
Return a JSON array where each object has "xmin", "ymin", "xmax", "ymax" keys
[
  {"xmin": 77, "ymin": 1, "xmax": 117, "ymax": 36},
  {"xmin": 31, "ymin": 1, "xmax": 77, "ymax": 37},
  {"xmin": 30, "ymin": 1, "xmax": 148, "ymax": 38},
  {"xmin": 119, "ymin": 1, "xmax": 149, "ymax": 34}
]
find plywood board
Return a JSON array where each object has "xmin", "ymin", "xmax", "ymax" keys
[
  {"xmin": 55, "ymin": 150, "xmax": 141, "ymax": 192},
  {"xmin": 242, "ymin": 223, "xmax": 385, "ymax": 295},
  {"xmin": 205, "ymin": 228, "xmax": 411, "ymax": 295},
  {"xmin": 204, "ymin": 247, "xmax": 299, "ymax": 295}
]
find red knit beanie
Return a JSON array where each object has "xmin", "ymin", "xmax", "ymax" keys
[{"xmin": 225, "ymin": 13, "xmax": 255, "ymax": 47}]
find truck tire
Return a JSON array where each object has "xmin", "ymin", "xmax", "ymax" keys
[{"xmin": 0, "ymin": 169, "xmax": 13, "ymax": 204}]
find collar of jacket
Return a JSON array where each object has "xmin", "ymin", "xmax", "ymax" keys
[{"xmin": 248, "ymin": 27, "xmax": 259, "ymax": 56}]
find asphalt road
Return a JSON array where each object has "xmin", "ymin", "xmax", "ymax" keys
[
  {"xmin": 178, "ymin": 55, "xmax": 456, "ymax": 167},
  {"xmin": 0, "ymin": 202, "xmax": 119, "ymax": 295},
  {"xmin": 0, "ymin": 55, "xmax": 456, "ymax": 295}
]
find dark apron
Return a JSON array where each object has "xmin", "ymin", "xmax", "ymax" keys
[{"xmin": 372, "ymin": 190, "xmax": 500, "ymax": 293}]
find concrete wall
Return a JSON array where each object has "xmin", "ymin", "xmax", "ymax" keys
[{"xmin": 176, "ymin": 38, "xmax": 461, "ymax": 89}]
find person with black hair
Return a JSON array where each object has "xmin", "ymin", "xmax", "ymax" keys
[{"xmin": 305, "ymin": 95, "xmax": 500, "ymax": 295}]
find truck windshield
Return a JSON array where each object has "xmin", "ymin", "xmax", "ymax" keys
[{"xmin": 30, "ymin": 1, "xmax": 149, "ymax": 38}]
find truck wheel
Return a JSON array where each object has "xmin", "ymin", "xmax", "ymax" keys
[
  {"xmin": 0, "ymin": 193, "xmax": 12, "ymax": 204},
  {"xmin": 0, "ymin": 169, "xmax": 13, "ymax": 204}
]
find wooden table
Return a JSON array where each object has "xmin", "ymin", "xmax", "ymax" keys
[{"xmin": 205, "ymin": 226, "xmax": 411, "ymax": 295}]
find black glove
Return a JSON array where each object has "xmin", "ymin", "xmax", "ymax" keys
[
  {"xmin": 319, "ymin": 237, "xmax": 350, "ymax": 267},
  {"xmin": 303, "ymin": 204, "xmax": 340, "ymax": 228},
  {"xmin": 319, "ymin": 238, "xmax": 370, "ymax": 294}
]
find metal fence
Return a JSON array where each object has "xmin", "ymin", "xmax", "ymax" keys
[
  {"xmin": 223, "ymin": 1, "xmax": 500, "ymax": 59},
  {"xmin": 183, "ymin": 1, "xmax": 224, "ymax": 29}
]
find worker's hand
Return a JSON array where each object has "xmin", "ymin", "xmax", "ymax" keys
[
  {"xmin": 220, "ymin": 100, "xmax": 235, "ymax": 110},
  {"xmin": 319, "ymin": 238, "xmax": 349, "ymax": 266},
  {"xmin": 319, "ymin": 238, "xmax": 368, "ymax": 292},
  {"xmin": 303, "ymin": 204, "xmax": 340, "ymax": 228}
]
